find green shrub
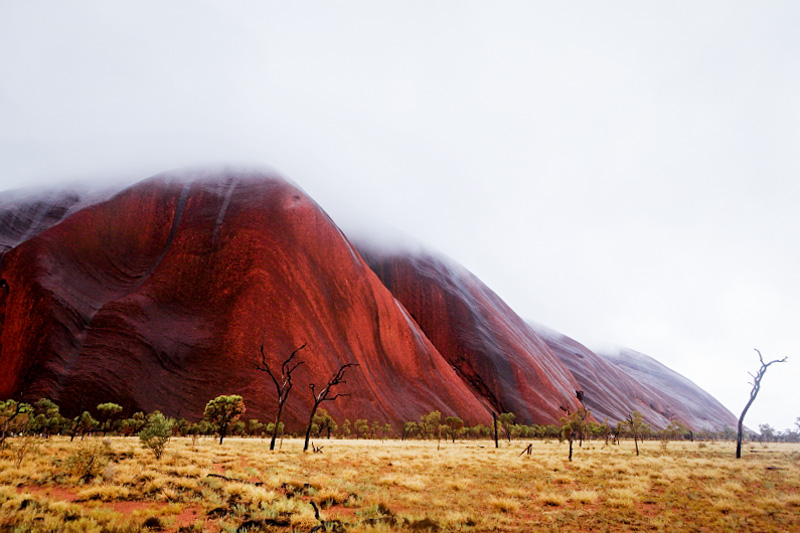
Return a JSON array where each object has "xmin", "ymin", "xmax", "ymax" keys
[
  {"xmin": 139, "ymin": 411, "xmax": 175, "ymax": 460},
  {"xmin": 66, "ymin": 440, "xmax": 111, "ymax": 482}
]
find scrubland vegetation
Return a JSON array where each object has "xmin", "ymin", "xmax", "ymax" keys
[
  {"xmin": 3, "ymin": 397, "xmax": 800, "ymax": 531},
  {"xmin": 1, "ymin": 436, "xmax": 799, "ymax": 532}
]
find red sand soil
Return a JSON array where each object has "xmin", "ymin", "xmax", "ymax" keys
[
  {"xmin": 16, "ymin": 486, "xmax": 203, "ymax": 530},
  {"xmin": 107, "ymin": 501, "xmax": 203, "ymax": 530},
  {"xmin": 16, "ymin": 485, "xmax": 80, "ymax": 502}
]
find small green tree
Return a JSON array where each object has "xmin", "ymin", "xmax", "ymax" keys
[
  {"xmin": 71, "ymin": 411, "xmax": 98, "ymax": 441},
  {"xmin": 230, "ymin": 420, "xmax": 247, "ymax": 436},
  {"xmin": 118, "ymin": 412, "xmax": 147, "ymax": 436},
  {"xmin": 173, "ymin": 417, "xmax": 190, "ymax": 436},
  {"xmin": 0, "ymin": 400, "xmax": 32, "ymax": 448},
  {"xmin": 204, "ymin": 395, "xmax": 246, "ymax": 445},
  {"xmin": 402, "ymin": 421, "xmax": 419, "ymax": 440},
  {"xmin": 498, "ymin": 412, "xmax": 516, "ymax": 442},
  {"xmin": 187, "ymin": 423, "xmax": 203, "ymax": 449},
  {"xmin": 96, "ymin": 402, "xmax": 123, "ymax": 436},
  {"xmin": 597, "ymin": 417, "xmax": 611, "ymax": 446},
  {"xmin": 420, "ymin": 411, "xmax": 442, "ymax": 441},
  {"xmin": 576, "ymin": 408, "xmax": 592, "ymax": 447},
  {"xmin": 444, "ymin": 416, "xmax": 464, "ymax": 443},
  {"xmin": 560, "ymin": 413, "xmax": 577, "ymax": 462},
  {"xmin": 613, "ymin": 420, "xmax": 626, "ymax": 445},
  {"xmin": 247, "ymin": 418, "xmax": 267, "ymax": 437},
  {"xmin": 354, "ymin": 418, "xmax": 369, "ymax": 439},
  {"xmin": 31, "ymin": 398, "xmax": 61, "ymax": 437},
  {"xmin": 265, "ymin": 421, "xmax": 284, "ymax": 442},
  {"xmin": 312, "ymin": 409, "xmax": 337, "ymax": 439},
  {"xmin": 559, "ymin": 407, "xmax": 590, "ymax": 461},
  {"xmin": 660, "ymin": 420, "xmax": 687, "ymax": 450},
  {"xmin": 139, "ymin": 411, "xmax": 175, "ymax": 460}
]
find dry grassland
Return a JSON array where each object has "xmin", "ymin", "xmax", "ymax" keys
[{"xmin": 1, "ymin": 437, "xmax": 798, "ymax": 532}]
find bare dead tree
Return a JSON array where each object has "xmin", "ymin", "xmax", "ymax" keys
[
  {"xmin": 492, "ymin": 412, "xmax": 499, "ymax": 449},
  {"xmin": 303, "ymin": 363, "xmax": 358, "ymax": 452},
  {"xmin": 625, "ymin": 411, "xmax": 646, "ymax": 456},
  {"xmin": 736, "ymin": 349, "xmax": 787, "ymax": 459},
  {"xmin": 256, "ymin": 342, "xmax": 306, "ymax": 451}
]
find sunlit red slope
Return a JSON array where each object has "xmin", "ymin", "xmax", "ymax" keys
[
  {"xmin": 0, "ymin": 170, "xmax": 492, "ymax": 428},
  {"xmin": 532, "ymin": 323, "xmax": 737, "ymax": 431},
  {"xmin": 356, "ymin": 246, "xmax": 582, "ymax": 425}
]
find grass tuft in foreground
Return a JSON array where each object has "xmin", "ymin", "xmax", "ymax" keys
[{"xmin": 1, "ymin": 437, "xmax": 798, "ymax": 531}]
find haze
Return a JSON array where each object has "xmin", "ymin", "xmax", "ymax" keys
[{"xmin": 1, "ymin": 2, "xmax": 797, "ymax": 431}]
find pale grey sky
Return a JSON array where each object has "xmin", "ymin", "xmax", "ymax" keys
[{"xmin": 1, "ymin": 1, "xmax": 798, "ymax": 431}]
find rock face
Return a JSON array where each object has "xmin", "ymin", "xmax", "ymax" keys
[
  {"xmin": 0, "ymin": 170, "xmax": 491, "ymax": 429},
  {"xmin": 0, "ymin": 184, "xmax": 116, "ymax": 253},
  {"xmin": 0, "ymin": 168, "xmax": 737, "ymax": 432},
  {"xmin": 600, "ymin": 348, "xmax": 738, "ymax": 431},
  {"xmin": 533, "ymin": 324, "xmax": 737, "ymax": 431},
  {"xmin": 356, "ymin": 247, "xmax": 581, "ymax": 425}
]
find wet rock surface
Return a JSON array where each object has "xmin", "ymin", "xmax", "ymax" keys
[{"xmin": 0, "ymin": 168, "xmax": 736, "ymax": 431}]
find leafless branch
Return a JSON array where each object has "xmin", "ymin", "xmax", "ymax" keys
[
  {"xmin": 736, "ymin": 348, "xmax": 788, "ymax": 458},
  {"xmin": 303, "ymin": 363, "xmax": 359, "ymax": 452},
  {"xmin": 255, "ymin": 340, "xmax": 308, "ymax": 451},
  {"xmin": 325, "ymin": 393, "xmax": 350, "ymax": 402}
]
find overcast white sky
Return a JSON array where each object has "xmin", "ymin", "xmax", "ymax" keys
[{"xmin": 1, "ymin": 1, "xmax": 798, "ymax": 431}]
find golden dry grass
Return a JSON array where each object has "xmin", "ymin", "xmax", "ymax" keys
[{"xmin": 0, "ymin": 436, "xmax": 798, "ymax": 531}]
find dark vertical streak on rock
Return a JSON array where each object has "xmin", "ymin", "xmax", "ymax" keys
[
  {"xmin": 53, "ymin": 182, "xmax": 193, "ymax": 397},
  {"xmin": 0, "ymin": 278, "xmax": 8, "ymax": 365},
  {"xmin": 211, "ymin": 177, "xmax": 238, "ymax": 248},
  {"xmin": 144, "ymin": 182, "xmax": 191, "ymax": 280}
]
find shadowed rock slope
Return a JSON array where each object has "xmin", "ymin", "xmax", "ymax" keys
[
  {"xmin": 532, "ymin": 324, "xmax": 737, "ymax": 431},
  {"xmin": 600, "ymin": 347, "xmax": 738, "ymax": 431},
  {"xmin": 0, "ymin": 170, "xmax": 491, "ymax": 429},
  {"xmin": 0, "ymin": 184, "xmax": 117, "ymax": 253},
  {"xmin": 356, "ymin": 246, "xmax": 582, "ymax": 425}
]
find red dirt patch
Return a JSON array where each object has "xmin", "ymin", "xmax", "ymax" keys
[
  {"xmin": 104, "ymin": 501, "xmax": 204, "ymax": 531},
  {"xmin": 326, "ymin": 505, "xmax": 358, "ymax": 521},
  {"xmin": 106, "ymin": 500, "xmax": 170, "ymax": 515},
  {"xmin": 171, "ymin": 505, "xmax": 203, "ymax": 530},
  {"xmin": 16, "ymin": 485, "xmax": 80, "ymax": 502}
]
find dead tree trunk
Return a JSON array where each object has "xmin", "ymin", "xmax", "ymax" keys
[
  {"xmin": 736, "ymin": 349, "xmax": 787, "ymax": 459},
  {"xmin": 492, "ymin": 412, "xmax": 499, "ymax": 449},
  {"xmin": 626, "ymin": 413, "xmax": 640, "ymax": 456},
  {"xmin": 303, "ymin": 363, "xmax": 358, "ymax": 452},
  {"xmin": 256, "ymin": 342, "xmax": 306, "ymax": 451}
]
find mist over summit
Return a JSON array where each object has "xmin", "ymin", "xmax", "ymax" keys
[{"xmin": 0, "ymin": 169, "xmax": 736, "ymax": 431}]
